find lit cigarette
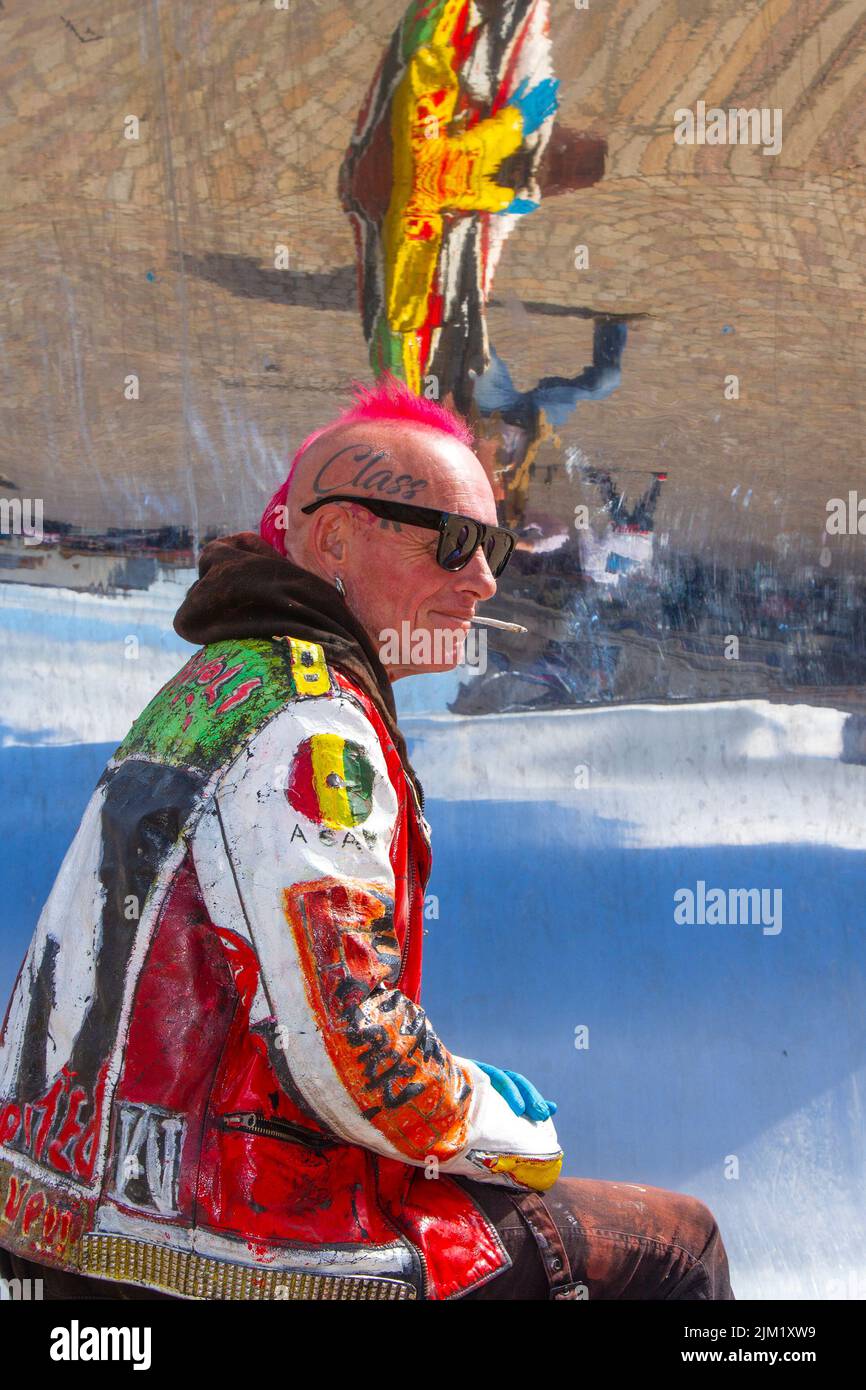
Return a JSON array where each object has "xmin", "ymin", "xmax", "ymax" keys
[{"xmin": 470, "ymin": 616, "xmax": 528, "ymax": 634}]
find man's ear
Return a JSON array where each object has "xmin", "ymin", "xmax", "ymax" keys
[{"xmin": 312, "ymin": 508, "xmax": 347, "ymax": 572}]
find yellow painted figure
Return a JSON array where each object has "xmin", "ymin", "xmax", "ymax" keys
[{"xmin": 384, "ymin": 2, "xmax": 530, "ymax": 392}]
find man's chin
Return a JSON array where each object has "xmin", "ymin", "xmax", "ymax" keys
[
  {"xmin": 383, "ymin": 664, "xmax": 458, "ymax": 681},
  {"xmin": 386, "ymin": 657, "xmax": 463, "ymax": 681},
  {"xmin": 425, "ymin": 660, "xmax": 461, "ymax": 675},
  {"xmin": 377, "ymin": 619, "xmax": 471, "ymax": 679}
]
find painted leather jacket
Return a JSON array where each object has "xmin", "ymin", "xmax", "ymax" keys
[{"xmin": 0, "ymin": 633, "xmax": 562, "ymax": 1300}]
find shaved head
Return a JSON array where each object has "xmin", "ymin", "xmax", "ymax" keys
[
  {"xmin": 259, "ymin": 380, "xmax": 503, "ymax": 679},
  {"xmin": 281, "ymin": 417, "xmax": 496, "ymax": 569}
]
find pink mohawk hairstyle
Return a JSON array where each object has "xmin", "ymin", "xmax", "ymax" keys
[{"xmin": 260, "ymin": 374, "xmax": 474, "ymax": 555}]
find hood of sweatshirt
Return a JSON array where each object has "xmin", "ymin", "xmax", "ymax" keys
[{"xmin": 173, "ymin": 531, "xmax": 424, "ymax": 803}]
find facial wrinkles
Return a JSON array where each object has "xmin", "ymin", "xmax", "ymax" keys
[{"xmin": 347, "ymin": 500, "xmax": 431, "ymax": 555}]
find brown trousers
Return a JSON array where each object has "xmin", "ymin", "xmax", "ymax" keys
[
  {"xmin": 0, "ymin": 1175, "xmax": 733, "ymax": 1301},
  {"xmin": 457, "ymin": 1175, "xmax": 735, "ymax": 1299}
]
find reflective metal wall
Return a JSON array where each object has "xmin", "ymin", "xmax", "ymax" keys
[{"xmin": 2, "ymin": 0, "xmax": 865, "ymax": 1298}]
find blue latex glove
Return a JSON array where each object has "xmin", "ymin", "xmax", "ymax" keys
[
  {"xmin": 507, "ymin": 76, "xmax": 560, "ymax": 136},
  {"xmin": 497, "ymin": 195, "xmax": 539, "ymax": 216},
  {"xmin": 469, "ymin": 1060, "xmax": 557, "ymax": 1121}
]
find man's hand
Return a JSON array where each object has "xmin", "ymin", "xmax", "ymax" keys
[{"xmin": 469, "ymin": 1060, "xmax": 557, "ymax": 1121}]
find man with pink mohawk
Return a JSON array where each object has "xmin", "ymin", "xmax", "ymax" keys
[{"xmin": 0, "ymin": 377, "xmax": 733, "ymax": 1301}]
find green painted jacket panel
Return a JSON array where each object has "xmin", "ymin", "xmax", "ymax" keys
[{"xmin": 114, "ymin": 637, "xmax": 335, "ymax": 777}]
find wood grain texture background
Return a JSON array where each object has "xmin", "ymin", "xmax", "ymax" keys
[{"xmin": 0, "ymin": 0, "xmax": 863, "ymax": 568}]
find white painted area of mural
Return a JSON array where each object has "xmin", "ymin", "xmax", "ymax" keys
[
  {"xmin": 401, "ymin": 701, "xmax": 857, "ymax": 847},
  {"xmin": 0, "ymin": 572, "xmax": 195, "ymax": 745}
]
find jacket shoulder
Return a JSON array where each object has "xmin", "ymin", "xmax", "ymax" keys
[{"xmin": 114, "ymin": 636, "xmax": 339, "ymax": 775}]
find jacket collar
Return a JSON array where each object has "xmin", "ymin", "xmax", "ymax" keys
[{"xmin": 173, "ymin": 531, "xmax": 423, "ymax": 800}]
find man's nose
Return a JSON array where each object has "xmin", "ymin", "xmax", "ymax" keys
[{"xmin": 457, "ymin": 544, "xmax": 498, "ymax": 599}]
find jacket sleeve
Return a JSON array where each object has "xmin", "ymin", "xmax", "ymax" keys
[{"xmin": 190, "ymin": 687, "xmax": 563, "ymax": 1192}]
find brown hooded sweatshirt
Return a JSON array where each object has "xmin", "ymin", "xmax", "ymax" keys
[{"xmin": 172, "ymin": 530, "xmax": 425, "ymax": 806}]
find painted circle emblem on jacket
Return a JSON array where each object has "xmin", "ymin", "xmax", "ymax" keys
[{"xmin": 286, "ymin": 734, "xmax": 375, "ymax": 827}]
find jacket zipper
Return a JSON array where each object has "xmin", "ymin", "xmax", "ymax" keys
[
  {"xmin": 406, "ymin": 771, "xmax": 431, "ymax": 845},
  {"xmin": 400, "ymin": 772, "xmax": 433, "ymax": 984},
  {"xmin": 223, "ymin": 1115, "xmax": 430, "ymax": 1296},
  {"xmin": 219, "ymin": 1111, "xmax": 337, "ymax": 1151},
  {"xmin": 398, "ymin": 858, "xmax": 416, "ymax": 987}
]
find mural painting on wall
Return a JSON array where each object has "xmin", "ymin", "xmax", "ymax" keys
[
  {"xmin": 337, "ymin": 2, "xmax": 866, "ymax": 718},
  {"xmin": 339, "ymin": 0, "xmax": 609, "ymax": 532},
  {"xmin": 1, "ymin": 1, "xmax": 863, "ymax": 724},
  {"xmin": 339, "ymin": 0, "xmax": 663, "ymax": 716}
]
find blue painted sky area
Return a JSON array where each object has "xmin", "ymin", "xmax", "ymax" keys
[
  {"xmin": 0, "ymin": 599, "xmax": 180, "ymax": 651},
  {"xmin": 416, "ymin": 796, "xmax": 866, "ymax": 1298},
  {"xmin": 0, "ymin": 737, "xmax": 113, "ymax": 992},
  {"xmin": 423, "ymin": 802, "xmax": 865, "ymax": 1175}
]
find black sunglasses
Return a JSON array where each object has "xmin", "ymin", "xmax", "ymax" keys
[{"xmin": 299, "ymin": 494, "xmax": 517, "ymax": 578}]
